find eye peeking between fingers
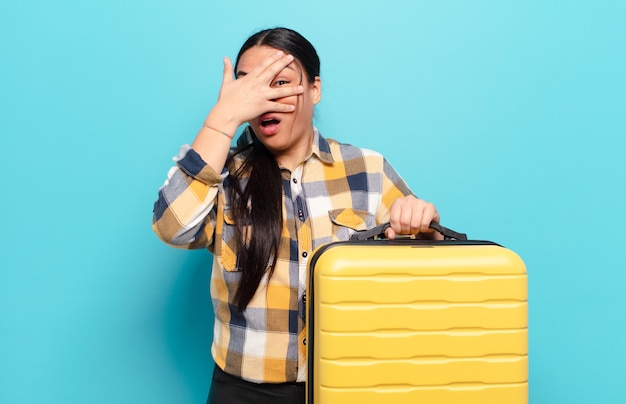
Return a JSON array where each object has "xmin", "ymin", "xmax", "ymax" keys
[{"xmin": 273, "ymin": 79, "xmax": 289, "ymax": 87}]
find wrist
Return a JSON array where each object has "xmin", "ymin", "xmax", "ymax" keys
[
  {"xmin": 202, "ymin": 124, "xmax": 233, "ymax": 139},
  {"xmin": 205, "ymin": 103, "xmax": 243, "ymax": 133}
]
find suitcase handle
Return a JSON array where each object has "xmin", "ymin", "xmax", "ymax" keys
[{"xmin": 350, "ymin": 222, "xmax": 468, "ymax": 241}]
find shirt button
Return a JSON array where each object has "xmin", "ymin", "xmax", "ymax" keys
[
  {"xmin": 302, "ymin": 251, "xmax": 308, "ymax": 258},
  {"xmin": 303, "ymin": 338, "xmax": 307, "ymax": 346},
  {"xmin": 292, "ymin": 178, "xmax": 298, "ymax": 184}
]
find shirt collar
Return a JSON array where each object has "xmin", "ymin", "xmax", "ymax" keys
[{"xmin": 308, "ymin": 126, "xmax": 335, "ymax": 164}]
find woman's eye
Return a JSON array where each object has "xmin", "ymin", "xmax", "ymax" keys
[{"xmin": 273, "ymin": 80, "xmax": 289, "ymax": 86}]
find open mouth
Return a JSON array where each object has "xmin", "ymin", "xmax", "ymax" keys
[
  {"xmin": 258, "ymin": 114, "xmax": 282, "ymax": 136},
  {"xmin": 261, "ymin": 118, "xmax": 281, "ymax": 127}
]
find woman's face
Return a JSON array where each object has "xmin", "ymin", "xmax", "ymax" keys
[{"xmin": 236, "ymin": 45, "xmax": 321, "ymax": 164}]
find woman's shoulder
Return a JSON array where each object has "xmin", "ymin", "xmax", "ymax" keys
[{"xmin": 324, "ymin": 136, "xmax": 385, "ymax": 161}]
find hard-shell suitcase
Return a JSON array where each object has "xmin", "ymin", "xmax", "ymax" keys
[{"xmin": 306, "ymin": 224, "xmax": 527, "ymax": 404}]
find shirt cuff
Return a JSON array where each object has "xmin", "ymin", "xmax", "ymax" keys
[{"xmin": 174, "ymin": 144, "xmax": 224, "ymax": 185}]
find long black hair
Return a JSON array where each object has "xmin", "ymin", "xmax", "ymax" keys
[{"xmin": 227, "ymin": 28, "xmax": 320, "ymax": 310}]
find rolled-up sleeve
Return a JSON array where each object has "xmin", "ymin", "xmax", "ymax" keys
[
  {"xmin": 152, "ymin": 145, "xmax": 224, "ymax": 249},
  {"xmin": 376, "ymin": 158, "xmax": 415, "ymax": 224}
]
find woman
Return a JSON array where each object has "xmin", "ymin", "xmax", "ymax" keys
[{"xmin": 153, "ymin": 27, "xmax": 442, "ymax": 404}]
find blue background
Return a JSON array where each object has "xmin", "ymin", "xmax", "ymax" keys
[{"xmin": 1, "ymin": 0, "xmax": 624, "ymax": 403}]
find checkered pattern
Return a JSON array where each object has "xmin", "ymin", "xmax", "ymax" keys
[{"xmin": 153, "ymin": 128, "xmax": 413, "ymax": 383}]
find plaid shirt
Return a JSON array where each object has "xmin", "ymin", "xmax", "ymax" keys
[{"xmin": 153, "ymin": 128, "xmax": 413, "ymax": 383}]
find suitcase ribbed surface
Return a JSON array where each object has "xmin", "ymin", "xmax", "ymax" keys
[{"xmin": 307, "ymin": 242, "xmax": 527, "ymax": 404}]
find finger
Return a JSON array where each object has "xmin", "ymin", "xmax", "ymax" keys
[
  {"xmin": 410, "ymin": 210, "xmax": 422, "ymax": 234},
  {"xmin": 222, "ymin": 57, "xmax": 234, "ymax": 85},
  {"xmin": 252, "ymin": 52, "xmax": 293, "ymax": 80},
  {"xmin": 264, "ymin": 100, "xmax": 298, "ymax": 113},
  {"xmin": 267, "ymin": 85, "xmax": 304, "ymax": 100},
  {"xmin": 390, "ymin": 198, "xmax": 416, "ymax": 235},
  {"xmin": 429, "ymin": 209, "xmax": 440, "ymax": 228},
  {"xmin": 408, "ymin": 206, "xmax": 423, "ymax": 234},
  {"xmin": 399, "ymin": 197, "xmax": 420, "ymax": 234},
  {"xmin": 420, "ymin": 210, "xmax": 431, "ymax": 233},
  {"xmin": 385, "ymin": 227, "xmax": 396, "ymax": 240},
  {"xmin": 266, "ymin": 53, "xmax": 295, "ymax": 77},
  {"xmin": 396, "ymin": 204, "xmax": 414, "ymax": 234},
  {"xmin": 394, "ymin": 197, "xmax": 418, "ymax": 234},
  {"xmin": 388, "ymin": 201, "xmax": 402, "ymax": 235},
  {"xmin": 245, "ymin": 50, "xmax": 284, "ymax": 77},
  {"xmin": 419, "ymin": 204, "xmax": 438, "ymax": 233}
]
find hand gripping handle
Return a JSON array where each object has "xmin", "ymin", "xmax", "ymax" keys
[{"xmin": 350, "ymin": 222, "xmax": 468, "ymax": 241}]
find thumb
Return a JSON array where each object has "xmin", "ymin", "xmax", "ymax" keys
[
  {"xmin": 222, "ymin": 57, "xmax": 234, "ymax": 85},
  {"xmin": 384, "ymin": 227, "xmax": 397, "ymax": 240}
]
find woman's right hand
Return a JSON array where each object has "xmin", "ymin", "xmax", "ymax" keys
[
  {"xmin": 191, "ymin": 51, "xmax": 303, "ymax": 173},
  {"xmin": 210, "ymin": 51, "xmax": 304, "ymax": 128}
]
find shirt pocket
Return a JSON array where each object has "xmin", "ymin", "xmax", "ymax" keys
[
  {"xmin": 328, "ymin": 208, "xmax": 376, "ymax": 241},
  {"xmin": 219, "ymin": 209, "xmax": 241, "ymax": 272}
]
